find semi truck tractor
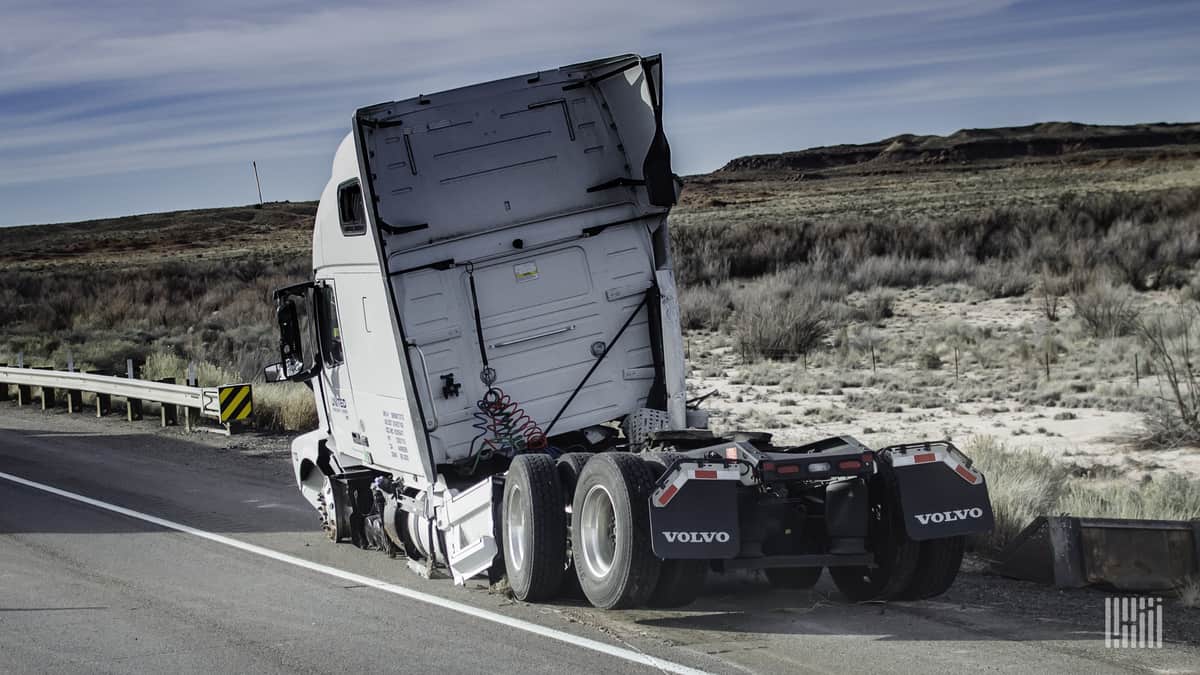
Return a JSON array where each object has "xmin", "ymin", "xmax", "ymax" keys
[{"xmin": 265, "ymin": 53, "xmax": 995, "ymax": 609}]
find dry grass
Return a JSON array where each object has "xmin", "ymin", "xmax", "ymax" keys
[
  {"xmin": 134, "ymin": 351, "xmax": 316, "ymax": 432},
  {"xmin": 965, "ymin": 437, "xmax": 1200, "ymax": 555},
  {"xmin": 1179, "ymin": 578, "xmax": 1200, "ymax": 609},
  {"xmin": 252, "ymin": 382, "xmax": 320, "ymax": 432}
]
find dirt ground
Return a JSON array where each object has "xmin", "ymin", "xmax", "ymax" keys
[{"xmin": 685, "ymin": 285, "xmax": 1200, "ymax": 479}]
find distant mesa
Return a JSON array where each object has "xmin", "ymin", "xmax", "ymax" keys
[{"xmin": 718, "ymin": 121, "xmax": 1200, "ymax": 174}]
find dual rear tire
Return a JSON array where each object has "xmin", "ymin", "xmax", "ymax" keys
[
  {"xmin": 502, "ymin": 450, "xmax": 965, "ymax": 606},
  {"xmin": 500, "ymin": 452, "xmax": 705, "ymax": 608},
  {"xmin": 827, "ymin": 451, "xmax": 965, "ymax": 602}
]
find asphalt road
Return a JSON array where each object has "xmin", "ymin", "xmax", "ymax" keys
[{"xmin": 1, "ymin": 405, "xmax": 1198, "ymax": 674}]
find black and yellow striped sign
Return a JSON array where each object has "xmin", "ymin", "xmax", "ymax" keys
[{"xmin": 218, "ymin": 384, "xmax": 253, "ymax": 423}]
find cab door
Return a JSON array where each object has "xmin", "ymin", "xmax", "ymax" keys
[{"xmin": 313, "ymin": 280, "xmax": 362, "ymax": 463}]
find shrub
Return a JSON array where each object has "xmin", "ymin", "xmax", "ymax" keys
[
  {"xmin": 863, "ymin": 289, "xmax": 896, "ymax": 324},
  {"xmin": 964, "ymin": 437, "xmax": 1070, "ymax": 552},
  {"xmin": 971, "ymin": 260, "xmax": 1032, "ymax": 298},
  {"xmin": 678, "ymin": 283, "xmax": 732, "ymax": 331},
  {"xmin": 1072, "ymin": 282, "xmax": 1140, "ymax": 338},
  {"xmin": 919, "ymin": 350, "xmax": 943, "ymax": 370},
  {"xmin": 1138, "ymin": 302, "xmax": 1200, "ymax": 447},
  {"xmin": 1036, "ymin": 269, "xmax": 1070, "ymax": 322},
  {"xmin": 734, "ymin": 290, "xmax": 829, "ymax": 361}
]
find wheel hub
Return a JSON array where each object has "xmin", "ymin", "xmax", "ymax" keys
[
  {"xmin": 505, "ymin": 484, "xmax": 529, "ymax": 572},
  {"xmin": 580, "ymin": 484, "xmax": 617, "ymax": 579}
]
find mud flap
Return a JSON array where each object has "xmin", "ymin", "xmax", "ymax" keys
[
  {"xmin": 889, "ymin": 448, "xmax": 995, "ymax": 541},
  {"xmin": 649, "ymin": 477, "xmax": 740, "ymax": 559}
]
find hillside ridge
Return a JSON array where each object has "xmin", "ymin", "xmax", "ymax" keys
[{"xmin": 719, "ymin": 121, "xmax": 1200, "ymax": 173}]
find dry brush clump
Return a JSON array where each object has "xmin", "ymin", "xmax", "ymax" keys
[
  {"xmin": 671, "ymin": 186, "xmax": 1200, "ymax": 291},
  {"xmin": 1138, "ymin": 300, "xmax": 1200, "ymax": 448},
  {"xmin": 734, "ymin": 286, "xmax": 830, "ymax": 361},
  {"xmin": 1072, "ymin": 282, "xmax": 1140, "ymax": 339}
]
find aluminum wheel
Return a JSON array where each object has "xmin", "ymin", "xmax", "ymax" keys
[
  {"xmin": 580, "ymin": 484, "xmax": 617, "ymax": 580},
  {"xmin": 505, "ymin": 483, "xmax": 529, "ymax": 573}
]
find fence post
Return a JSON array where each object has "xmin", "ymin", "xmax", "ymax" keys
[
  {"xmin": 1134, "ymin": 353, "xmax": 1140, "ymax": 387},
  {"xmin": 158, "ymin": 378, "xmax": 178, "ymax": 427}
]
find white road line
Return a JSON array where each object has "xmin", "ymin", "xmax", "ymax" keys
[{"xmin": 0, "ymin": 470, "xmax": 708, "ymax": 675}]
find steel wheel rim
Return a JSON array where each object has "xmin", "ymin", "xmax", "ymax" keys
[
  {"xmin": 505, "ymin": 484, "xmax": 529, "ymax": 572},
  {"xmin": 580, "ymin": 484, "xmax": 617, "ymax": 579}
]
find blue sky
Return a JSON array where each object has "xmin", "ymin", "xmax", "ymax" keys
[{"xmin": 2, "ymin": 0, "xmax": 1198, "ymax": 226}]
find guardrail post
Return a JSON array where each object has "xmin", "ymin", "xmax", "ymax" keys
[
  {"xmin": 88, "ymin": 370, "xmax": 112, "ymax": 416},
  {"xmin": 126, "ymin": 396, "xmax": 143, "ymax": 421},
  {"xmin": 66, "ymin": 388, "xmax": 83, "ymax": 413},
  {"xmin": 158, "ymin": 378, "xmax": 178, "ymax": 427},
  {"xmin": 125, "ymin": 359, "xmax": 142, "ymax": 421},
  {"xmin": 1047, "ymin": 516, "xmax": 1087, "ymax": 588},
  {"xmin": 34, "ymin": 367, "xmax": 56, "ymax": 410},
  {"xmin": 0, "ymin": 363, "xmax": 8, "ymax": 401}
]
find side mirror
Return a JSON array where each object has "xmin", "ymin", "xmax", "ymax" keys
[{"xmin": 270, "ymin": 285, "xmax": 321, "ymax": 382}]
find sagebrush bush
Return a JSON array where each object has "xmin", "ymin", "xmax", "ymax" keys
[
  {"xmin": 1138, "ymin": 302, "xmax": 1200, "ymax": 447},
  {"xmin": 971, "ymin": 260, "xmax": 1032, "ymax": 298},
  {"xmin": 678, "ymin": 284, "xmax": 732, "ymax": 331},
  {"xmin": 862, "ymin": 288, "xmax": 896, "ymax": 323},
  {"xmin": 1073, "ymin": 282, "xmax": 1140, "ymax": 338},
  {"xmin": 734, "ymin": 289, "xmax": 829, "ymax": 360}
]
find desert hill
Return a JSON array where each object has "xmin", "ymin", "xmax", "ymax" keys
[{"xmin": 718, "ymin": 121, "xmax": 1200, "ymax": 175}]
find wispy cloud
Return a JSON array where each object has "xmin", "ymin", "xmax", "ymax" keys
[{"xmin": 1, "ymin": 0, "xmax": 1198, "ymax": 225}]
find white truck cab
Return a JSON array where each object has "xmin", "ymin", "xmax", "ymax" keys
[{"xmin": 269, "ymin": 54, "xmax": 993, "ymax": 609}]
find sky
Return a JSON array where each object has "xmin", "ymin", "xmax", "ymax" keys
[{"xmin": 2, "ymin": 0, "xmax": 1199, "ymax": 227}]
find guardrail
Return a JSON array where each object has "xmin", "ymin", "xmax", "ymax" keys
[
  {"xmin": 0, "ymin": 363, "xmax": 252, "ymax": 434},
  {"xmin": 993, "ymin": 515, "xmax": 1200, "ymax": 592}
]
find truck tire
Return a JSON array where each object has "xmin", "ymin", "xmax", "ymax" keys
[
  {"xmin": 571, "ymin": 453, "xmax": 661, "ymax": 609},
  {"xmin": 765, "ymin": 566, "xmax": 822, "ymax": 589},
  {"xmin": 898, "ymin": 536, "xmax": 965, "ymax": 600},
  {"xmin": 502, "ymin": 454, "xmax": 567, "ymax": 602},
  {"xmin": 829, "ymin": 452, "xmax": 919, "ymax": 602},
  {"xmin": 557, "ymin": 452, "xmax": 593, "ymax": 597},
  {"xmin": 557, "ymin": 452, "xmax": 593, "ymax": 501},
  {"xmin": 642, "ymin": 452, "xmax": 706, "ymax": 608}
]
